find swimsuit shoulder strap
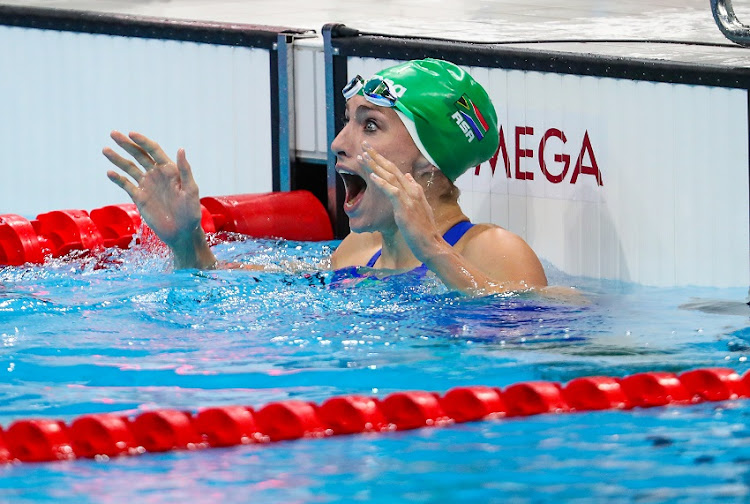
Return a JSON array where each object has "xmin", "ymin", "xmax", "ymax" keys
[
  {"xmin": 365, "ymin": 249, "xmax": 382, "ymax": 268},
  {"xmin": 364, "ymin": 220, "xmax": 474, "ymax": 268},
  {"xmin": 441, "ymin": 220, "xmax": 475, "ymax": 247}
]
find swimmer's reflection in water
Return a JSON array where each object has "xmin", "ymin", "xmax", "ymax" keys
[{"xmin": 103, "ymin": 58, "xmax": 552, "ymax": 296}]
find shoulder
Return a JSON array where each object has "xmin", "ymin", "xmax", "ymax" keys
[
  {"xmin": 457, "ymin": 223, "xmax": 548, "ymax": 288},
  {"xmin": 330, "ymin": 231, "xmax": 382, "ymax": 269}
]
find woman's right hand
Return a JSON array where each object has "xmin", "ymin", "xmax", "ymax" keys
[{"xmin": 103, "ymin": 131, "xmax": 217, "ymax": 269}]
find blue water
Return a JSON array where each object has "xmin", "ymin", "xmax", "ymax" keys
[{"xmin": 0, "ymin": 237, "xmax": 749, "ymax": 503}]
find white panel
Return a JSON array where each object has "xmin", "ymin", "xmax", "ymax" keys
[
  {"xmin": 708, "ymin": 87, "xmax": 750, "ymax": 287},
  {"xmin": 315, "ymin": 50, "xmax": 328, "ymax": 154},
  {"xmin": 559, "ymin": 74, "xmax": 586, "ymax": 277},
  {"xmin": 236, "ymin": 46, "xmax": 274, "ymax": 194},
  {"xmin": 486, "ymin": 66, "xmax": 510, "ymax": 227},
  {"xmin": 0, "ymin": 26, "xmax": 273, "ymax": 217},
  {"xmin": 521, "ymin": 71, "xmax": 547, "ymax": 201},
  {"xmin": 504, "ymin": 70, "xmax": 529, "ymax": 241},
  {"xmin": 610, "ymin": 78, "xmax": 640, "ymax": 283},
  {"xmin": 527, "ymin": 197, "xmax": 565, "ymax": 270},
  {"xmin": 597, "ymin": 77, "xmax": 626, "ymax": 282},
  {"xmin": 637, "ymin": 82, "xmax": 675, "ymax": 286},
  {"xmin": 672, "ymin": 83, "xmax": 699, "ymax": 286},
  {"xmin": 465, "ymin": 66, "xmax": 492, "ymax": 222},
  {"xmin": 294, "ymin": 47, "xmax": 318, "ymax": 153}
]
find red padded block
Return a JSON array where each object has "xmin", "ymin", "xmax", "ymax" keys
[
  {"xmin": 5, "ymin": 419, "xmax": 75, "ymax": 462},
  {"xmin": 201, "ymin": 191, "xmax": 333, "ymax": 241},
  {"xmin": 318, "ymin": 395, "xmax": 386, "ymax": 434},
  {"xmin": 69, "ymin": 414, "xmax": 135, "ymax": 458},
  {"xmin": 619, "ymin": 372, "xmax": 692, "ymax": 408},
  {"xmin": 679, "ymin": 368, "xmax": 748, "ymax": 402},
  {"xmin": 503, "ymin": 382, "xmax": 568, "ymax": 417},
  {"xmin": 33, "ymin": 210, "xmax": 104, "ymax": 257},
  {"xmin": 380, "ymin": 391, "xmax": 448, "ymax": 431},
  {"xmin": 130, "ymin": 410, "xmax": 201, "ymax": 453},
  {"xmin": 440, "ymin": 386, "xmax": 506, "ymax": 423},
  {"xmin": 0, "ymin": 214, "xmax": 45, "ymax": 265},
  {"xmin": 563, "ymin": 376, "xmax": 631, "ymax": 411},
  {"xmin": 194, "ymin": 406, "xmax": 259, "ymax": 447},
  {"xmin": 254, "ymin": 400, "xmax": 325, "ymax": 442},
  {"xmin": 89, "ymin": 204, "xmax": 142, "ymax": 249}
]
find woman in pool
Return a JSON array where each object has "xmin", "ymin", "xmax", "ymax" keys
[{"xmin": 103, "ymin": 58, "xmax": 547, "ymax": 294}]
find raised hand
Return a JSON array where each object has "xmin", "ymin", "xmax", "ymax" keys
[
  {"xmin": 358, "ymin": 141, "xmax": 441, "ymax": 262},
  {"xmin": 103, "ymin": 131, "xmax": 216, "ymax": 269}
]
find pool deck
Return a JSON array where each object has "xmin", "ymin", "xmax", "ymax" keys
[{"xmin": 3, "ymin": 0, "xmax": 750, "ymax": 67}]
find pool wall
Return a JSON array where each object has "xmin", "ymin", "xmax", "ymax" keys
[
  {"xmin": 0, "ymin": 7, "xmax": 748, "ymax": 288},
  {"xmin": 0, "ymin": 6, "xmax": 289, "ymax": 216}
]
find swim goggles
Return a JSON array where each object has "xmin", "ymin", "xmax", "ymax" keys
[
  {"xmin": 341, "ymin": 74, "xmax": 416, "ymax": 123},
  {"xmin": 342, "ymin": 75, "xmax": 399, "ymax": 107}
]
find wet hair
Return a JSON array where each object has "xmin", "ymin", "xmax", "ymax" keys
[{"xmin": 412, "ymin": 157, "xmax": 460, "ymax": 204}]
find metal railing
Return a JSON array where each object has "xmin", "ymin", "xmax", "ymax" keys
[{"xmin": 711, "ymin": 0, "xmax": 750, "ymax": 46}]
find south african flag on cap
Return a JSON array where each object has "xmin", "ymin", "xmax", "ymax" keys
[{"xmin": 455, "ymin": 94, "xmax": 489, "ymax": 141}]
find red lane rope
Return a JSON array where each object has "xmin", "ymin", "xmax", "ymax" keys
[
  {"xmin": 0, "ymin": 367, "xmax": 747, "ymax": 464},
  {"xmin": 0, "ymin": 191, "xmax": 333, "ymax": 266}
]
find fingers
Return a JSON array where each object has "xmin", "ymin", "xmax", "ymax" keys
[
  {"xmin": 129, "ymin": 132, "xmax": 172, "ymax": 165},
  {"xmin": 109, "ymin": 131, "xmax": 156, "ymax": 170},
  {"xmin": 176, "ymin": 148, "xmax": 197, "ymax": 192},
  {"xmin": 359, "ymin": 142, "xmax": 424, "ymax": 199},
  {"xmin": 102, "ymin": 146, "xmax": 144, "ymax": 183},
  {"xmin": 106, "ymin": 170, "xmax": 139, "ymax": 200},
  {"xmin": 361, "ymin": 142, "xmax": 406, "ymax": 185}
]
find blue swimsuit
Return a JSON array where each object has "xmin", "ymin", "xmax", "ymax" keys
[{"xmin": 330, "ymin": 221, "xmax": 475, "ymax": 285}]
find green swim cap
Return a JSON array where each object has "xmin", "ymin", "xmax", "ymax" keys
[{"xmin": 352, "ymin": 58, "xmax": 499, "ymax": 182}]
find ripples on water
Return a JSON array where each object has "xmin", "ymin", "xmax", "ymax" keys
[{"xmin": 0, "ymin": 237, "xmax": 748, "ymax": 503}]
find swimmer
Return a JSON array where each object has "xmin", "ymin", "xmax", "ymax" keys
[{"xmin": 103, "ymin": 58, "xmax": 548, "ymax": 295}]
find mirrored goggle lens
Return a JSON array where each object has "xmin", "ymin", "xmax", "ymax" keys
[
  {"xmin": 342, "ymin": 75, "xmax": 364, "ymax": 100},
  {"xmin": 363, "ymin": 77, "xmax": 397, "ymax": 107}
]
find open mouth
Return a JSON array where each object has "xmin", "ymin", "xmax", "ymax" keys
[{"xmin": 339, "ymin": 171, "xmax": 367, "ymax": 208}]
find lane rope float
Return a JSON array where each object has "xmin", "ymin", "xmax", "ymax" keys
[
  {"xmin": 0, "ymin": 367, "xmax": 747, "ymax": 464},
  {"xmin": 0, "ymin": 190, "xmax": 334, "ymax": 266}
]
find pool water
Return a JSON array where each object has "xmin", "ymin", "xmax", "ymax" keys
[{"xmin": 0, "ymin": 237, "xmax": 749, "ymax": 503}]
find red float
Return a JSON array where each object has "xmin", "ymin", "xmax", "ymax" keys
[
  {"xmin": 5, "ymin": 419, "xmax": 74, "ymax": 462},
  {"xmin": 89, "ymin": 204, "xmax": 142, "ymax": 249},
  {"xmin": 503, "ymin": 381, "xmax": 568, "ymax": 416},
  {"xmin": 0, "ymin": 214, "xmax": 44, "ymax": 265},
  {"xmin": 32, "ymin": 210, "xmax": 104, "ymax": 257},
  {"xmin": 563, "ymin": 376, "xmax": 631, "ymax": 411},
  {"xmin": 679, "ymin": 368, "xmax": 748, "ymax": 402},
  {"xmin": 69, "ymin": 414, "xmax": 135, "ymax": 458},
  {"xmin": 440, "ymin": 386, "xmax": 506, "ymax": 423},
  {"xmin": 0, "ymin": 429, "xmax": 11, "ymax": 463},
  {"xmin": 194, "ymin": 406, "xmax": 259, "ymax": 447},
  {"xmin": 619, "ymin": 372, "xmax": 692, "ymax": 407},
  {"xmin": 254, "ymin": 400, "xmax": 325, "ymax": 441},
  {"xmin": 318, "ymin": 395, "xmax": 387, "ymax": 434},
  {"xmin": 380, "ymin": 391, "xmax": 448, "ymax": 430},
  {"xmin": 130, "ymin": 410, "xmax": 201, "ymax": 453},
  {"xmin": 201, "ymin": 191, "xmax": 333, "ymax": 241}
]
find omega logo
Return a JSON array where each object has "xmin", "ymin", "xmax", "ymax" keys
[{"xmin": 475, "ymin": 125, "xmax": 603, "ymax": 186}]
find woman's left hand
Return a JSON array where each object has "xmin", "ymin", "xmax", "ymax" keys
[{"xmin": 358, "ymin": 142, "xmax": 444, "ymax": 262}]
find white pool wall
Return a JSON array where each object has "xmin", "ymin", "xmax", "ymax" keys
[{"xmin": 0, "ymin": 24, "xmax": 274, "ymax": 217}]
